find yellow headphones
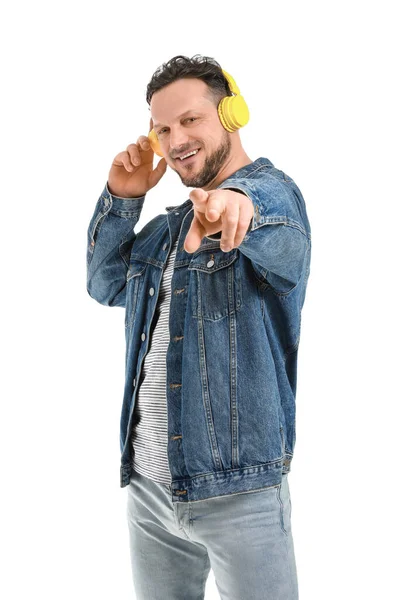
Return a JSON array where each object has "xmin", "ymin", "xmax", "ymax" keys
[{"xmin": 147, "ymin": 69, "xmax": 249, "ymax": 157}]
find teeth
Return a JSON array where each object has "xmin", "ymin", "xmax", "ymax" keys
[{"xmin": 180, "ymin": 149, "xmax": 199, "ymax": 160}]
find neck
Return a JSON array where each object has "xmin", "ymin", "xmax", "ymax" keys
[{"xmin": 202, "ymin": 148, "xmax": 253, "ymax": 191}]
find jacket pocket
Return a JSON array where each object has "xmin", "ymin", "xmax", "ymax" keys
[
  {"xmin": 188, "ymin": 248, "xmax": 242, "ymax": 321},
  {"xmin": 125, "ymin": 261, "xmax": 147, "ymax": 329}
]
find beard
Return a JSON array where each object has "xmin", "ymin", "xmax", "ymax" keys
[{"xmin": 173, "ymin": 130, "xmax": 232, "ymax": 189}]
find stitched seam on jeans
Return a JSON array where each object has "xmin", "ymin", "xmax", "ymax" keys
[{"xmin": 277, "ymin": 485, "xmax": 288, "ymax": 535}]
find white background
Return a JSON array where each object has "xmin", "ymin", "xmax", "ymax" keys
[{"xmin": 1, "ymin": 1, "xmax": 409, "ymax": 598}]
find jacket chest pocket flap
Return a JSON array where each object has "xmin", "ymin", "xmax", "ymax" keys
[
  {"xmin": 125, "ymin": 260, "xmax": 147, "ymax": 329},
  {"xmin": 188, "ymin": 248, "xmax": 242, "ymax": 321}
]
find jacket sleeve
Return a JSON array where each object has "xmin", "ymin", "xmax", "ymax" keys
[
  {"xmin": 206, "ymin": 175, "xmax": 311, "ymax": 293},
  {"xmin": 86, "ymin": 182, "xmax": 146, "ymax": 307}
]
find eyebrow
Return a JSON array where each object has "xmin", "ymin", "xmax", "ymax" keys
[{"xmin": 153, "ymin": 110, "xmax": 202, "ymax": 130}]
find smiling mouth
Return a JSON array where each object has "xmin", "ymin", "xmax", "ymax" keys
[{"xmin": 176, "ymin": 148, "xmax": 201, "ymax": 164}]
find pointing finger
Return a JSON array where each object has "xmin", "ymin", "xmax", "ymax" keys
[
  {"xmin": 184, "ymin": 214, "xmax": 206, "ymax": 254},
  {"xmin": 205, "ymin": 191, "xmax": 225, "ymax": 221},
  {"xmin": 189, "ymin": 188, "xmax": 208, "ymax": 203},
  {"xmin": 189, "ymin": 188, "xmax": 210, "ymax": 215}
]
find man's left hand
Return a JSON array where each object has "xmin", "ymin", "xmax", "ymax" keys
[{"xmin": 184, "ymin": 188, "xmax": 254, "ymax": 254}]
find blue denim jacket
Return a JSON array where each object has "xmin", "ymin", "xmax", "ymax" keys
[{"xmin": 86, "ymin": 157, "xmax": 311, "ymax": 502}]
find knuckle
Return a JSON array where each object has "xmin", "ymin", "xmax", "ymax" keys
[
  {"xmin": 139, "ymin": 137, "xmax": 150, "ymax": 149},
  {"xmin": 225, "ymin": 214, "xmax": 238, "ymax": 225}
]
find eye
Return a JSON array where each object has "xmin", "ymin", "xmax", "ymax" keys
[{"xmin": 158, "ymin": 118, "xmax": 197, "ymax": 135}]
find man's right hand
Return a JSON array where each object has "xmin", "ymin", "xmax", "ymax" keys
[{"xmin": 107, "ymin": 118, "xmax": 167, "ymax": 198}]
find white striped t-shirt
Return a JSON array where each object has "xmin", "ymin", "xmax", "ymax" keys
[{"xmin": 130, "ymin": 236, "xmax": 179, "ymax": 485}]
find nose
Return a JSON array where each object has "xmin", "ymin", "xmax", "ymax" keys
[{"xmin": 169, "ymin": 126, "xmax": 191, "ymax": 156}]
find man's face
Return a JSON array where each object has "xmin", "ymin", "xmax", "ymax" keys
[{"xmin": 150, "ymin": 78, "xmax": 231, "ymax": 188}]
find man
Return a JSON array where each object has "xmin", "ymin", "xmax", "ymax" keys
[{"xmin": 86, "ymin": 54, "xmax": 311, "ymax": 599}]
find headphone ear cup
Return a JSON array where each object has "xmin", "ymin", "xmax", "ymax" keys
[
  {"xmin": 218, "ymin": 95, "xmax": 250, "ymax": 132},
  {"xmin": 148, "ymin": 129, "xmax": 164, "ymax": 157}
]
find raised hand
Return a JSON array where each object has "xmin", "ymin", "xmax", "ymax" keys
[{"xmin": 107, "ymin": 117, "xmax": 167, "ymax": 198}]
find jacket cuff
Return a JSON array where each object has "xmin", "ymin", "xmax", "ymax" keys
[
  {"xmin": 102, "ymin": 181, "xmax": 146, "ymax": 217},
  {"xmin": 216, "ymin": 180, "xmax": 289, "ymax": 232}
]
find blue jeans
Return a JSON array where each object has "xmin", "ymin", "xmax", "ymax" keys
[{"xmin": 126, "ymin": 468, "xmax": 299, "ymax": 599}]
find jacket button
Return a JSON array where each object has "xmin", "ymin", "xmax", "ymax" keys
[
  {"xmin": 162, "ymin": 243, "xmax": 168, "ymax": 250},
  {"xmin": 207, "ymin": 260, "xmax": 215, "ymax": 267},
  {"xmin": 141, "ymin": 333, "xmax": 146, "ymax": 341},
  {"xmin": 149, "ymin": 287, "xmax": 154, "ymax": 296}
]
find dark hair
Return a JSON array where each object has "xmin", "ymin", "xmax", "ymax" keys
[{"xmin": 146, "ymin": 54, "xmax": 231, "ymax": 107}]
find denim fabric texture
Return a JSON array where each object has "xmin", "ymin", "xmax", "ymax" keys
[
  {"xmin": 86, "ymin": 157, "xmax": 311, "ymax": 503},
  {"xmin": 127, "ymin": 468, "xmax": 298, "ymax": 599}
]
